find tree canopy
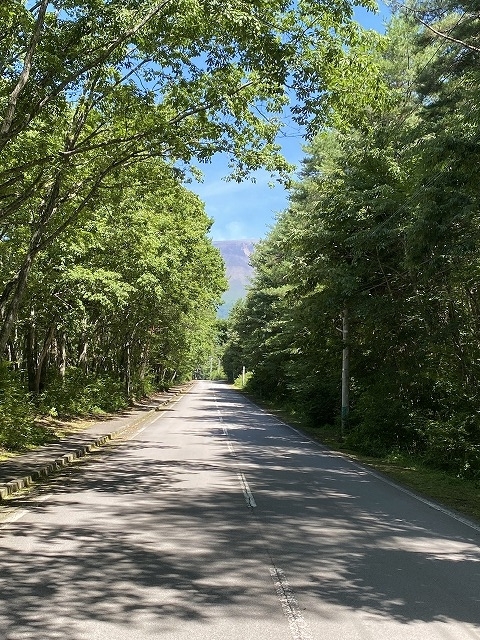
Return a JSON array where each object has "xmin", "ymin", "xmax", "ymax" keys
[
  {"xmin": 227, "ymin": 4, "xmax": 480, "ymax": 480},
  {"xmin": 1, "ymin": 0, "xmax": 385, "ymax": 448}
]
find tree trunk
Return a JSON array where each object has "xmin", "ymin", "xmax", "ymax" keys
[
  {"xmin": 0, "ymin": 254, "xmax": 35, "ymax": 356},
  {"xmin": 124, "ymin": 341, "xmax": 132, "ymax": 399},
  {"xmin": 25, "ymin": 314, "xmax": 37, "ymax": 394},
  {"xmin": 58, "ymin": 332, "xmax": 67, "ymax": 379},
  {"xmin": 341, "ymin": 307, "xmax": 349, "ymax": 439},
  {"xmin": 78, "ymin": 340, "xmax": 88, "ymax": 371},
  {"xmin": 77, "ymin": 316, "xmax": 89, "ymax": 372},
  {"xmin": 0, "ymin": 0, "xmax": 49, "ymax": 146},
  {"xmin": 447, "ymin": 299, "xmax": 470, "ymax": 387},
  {"xmin": 34, "ymin": 325, "xmax": 55, "ymax": 395}
]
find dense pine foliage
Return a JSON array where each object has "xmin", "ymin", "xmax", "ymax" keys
[{"xmin": 224, "ymin": 6, "xmax": 480, "ymax": 480}]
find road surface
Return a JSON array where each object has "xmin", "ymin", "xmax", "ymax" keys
[{"xmin": 0, "ymin": 380, "xmax": 479, "ymax": 639}]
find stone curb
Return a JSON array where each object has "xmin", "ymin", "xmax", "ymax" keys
[{"xmin": 0, "ymin": 383, "xmax": 193, "ymax": 501}]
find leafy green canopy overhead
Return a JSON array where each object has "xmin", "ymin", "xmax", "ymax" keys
[
  {"xmin": 0, "ymin": 0, "xmax": 382, "ymax": 354},
  {"xmin": 0, "ymin": 0, "xmax": 386, "ymax": 360},
  {"xmin": 1, "ymin": 0, "xmax": 380, "ymax": 179}
]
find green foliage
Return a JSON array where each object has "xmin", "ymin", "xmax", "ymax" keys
[
  {"xmin": 0, "ymin": 155, "xmax": 226, "ymax": 450},
  {"xmin": 0, "ymin": 156, "xmax": 226, "ymax": 408},
  {"xmin": 0, "ymin": 363, "xmax": 38, "ymax": 450},
  {"xmin": 233, "ymin": 370, "xmax": 252, "ymax": 389},
  {"xmin": 227, "ymin": 9, "xmax": 480, "ymax": 483},
  {"xmin": 221, "ymin": 301, "xmax": 247, "ymax": 383},
  {"xmin": 415, "ymin": 414, "xmax": 480, "ymax": 481},
  {"xmin": 40, "ymin": 368, "xmax": 128, "ymax": 418},
  {"xmin": 285, "ymin": 366, "xmax": 339, "ymax": 428},
  {"xmin": 0, "ymin": 0, "xmax": 384, "ymax": 362},
  {"xmin": 346, "ymin": 381, "xmax": 415, "ymax": 456}
]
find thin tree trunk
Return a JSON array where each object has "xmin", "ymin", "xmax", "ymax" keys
[
  {"xmin": 0, "ymin": 0, "xmax": 49, "ymax": 147},
  {"xmin": 25, "ymin": 313, "xmax": 36, "ymax": 394},
  {"xmin": 0, "ymin": 254, "xmax": 36, "ymax": 356},
  {"xmin": 58, "ymin": 332, "xmax": 67, "ymax": 379},
  {"xmin": 124, "ymin": 341, "xmax": 132, "ymax": 399},
  {"xmin": 341, "ymin": 307, "xmax": 349, "ymax": 439},
  {"xmin": 0, "ymin": 178, "xmax": 58, "ymax": 354},
  {"xmin": 447, "ymin": 299, "xmax": 470, "ymax": 387},
  {"xmin": 34, "ymin": 325, "xmax": 55, "ymax": 395},
  {"xmin": 78, "ymin": 340, "xmax": 89, "ymax": 372}
]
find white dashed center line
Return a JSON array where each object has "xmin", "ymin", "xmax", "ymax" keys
[
  {"xmin": 270, "ymin": 566, "xmax": 313, "ymax": 640},
  {"xmin": 237, "ymin": 472, "xmax": 257, "ymax": 508}
]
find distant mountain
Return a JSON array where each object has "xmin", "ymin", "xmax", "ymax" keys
[{"xmin": 214, "ymin": 240, "xmax": 256, "ymax": 318}]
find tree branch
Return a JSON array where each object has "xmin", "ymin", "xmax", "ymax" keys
[
  {"xmin": 168, "ymin": 80, "xmax": 256, "ymax": 125},
  {"xmin": 0, "ymin": 0, "xmax": 174, "ymax": 148},
  {"xmin": 0, "ymin": 0, "xmax": 49, "ymax": 142},
  {"xmin": 37, "ymin": 0, "xmax": 174, "ymax": 112},
  {"xmin": 416, "ymin": 14, "xmax": 480, "ymax": 52}
]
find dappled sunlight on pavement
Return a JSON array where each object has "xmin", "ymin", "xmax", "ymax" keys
[{"xmin": 0, "ymin": 381, "xmax": 479, "ymax": 640}]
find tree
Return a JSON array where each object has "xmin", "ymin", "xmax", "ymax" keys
[
  {"xmin": 0, "ymin": 0, "xmax": 382, "ymax": 351},
  {"xmin": 230, "ymin": 8, "xmax": 480, "ymax": 477},
  {"xmin": 11, "ymin": 158, "xmax": 226, "ymax": 405}
]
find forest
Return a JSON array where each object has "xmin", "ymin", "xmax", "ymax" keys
[
  {"xmin": 223, "ymin": 3, "xmax": 480, "ymax": 481},
  {"xmin": 2, "ymin": 0, "xmax": 479, "ymax": 483},
  {"xmin": 0, "ymin": 0, "xmax": 378, "ymax": 449}
]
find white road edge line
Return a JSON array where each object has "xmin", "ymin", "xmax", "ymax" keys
[
  {"xmin": 289, "ymin": 421, "xmax": 480, "ymax": 535},
  {"xmin": 241, "ymin": 394, "xmax": 480, "ymax": 536},
  {"xmin": 237, "ymin": 472, "xmax": 257, "ymax": 508},
  {"xmin": 270, "ymin": 566, "xmax": 313, "ymax": 640},
  {"xmin": 351, "ymin": 463, "xmax": 480, "ymax": 535}
]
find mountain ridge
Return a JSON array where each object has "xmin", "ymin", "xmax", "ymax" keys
[{"xmin": 213, "ymin": 240, "xmax": 256, "ymax": 318}]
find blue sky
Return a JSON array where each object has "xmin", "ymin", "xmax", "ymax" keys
[{"xmin": 190, "ymin": 2, "xmax": 391, "ymax": 242}]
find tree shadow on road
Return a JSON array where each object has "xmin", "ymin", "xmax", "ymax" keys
[{"xmin": 0, "ymin": 382, "xmax": 479, "ymax": 639}]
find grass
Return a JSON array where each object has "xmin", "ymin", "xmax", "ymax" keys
[
  {"xmin": 237, "ymin": 389, "xmax": 480, "ymax": 525},
  {"xmin": 0, "ymin": 415, "xmax": 98, "ymax": 463},
  {"xmin": 0, "ymin": 449, "xmax": 17, "ymax": 463},
  {"xmin": 35, "ymin": 415, "xmax": 98, "ymax": 439}
]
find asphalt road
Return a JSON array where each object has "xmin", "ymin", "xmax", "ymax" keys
[{"xmin": 0, "ymin": 380, "xmax": 479, "ymax": 640}]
